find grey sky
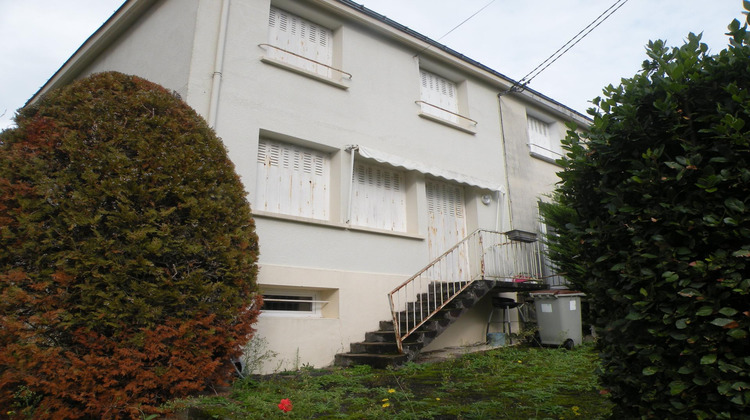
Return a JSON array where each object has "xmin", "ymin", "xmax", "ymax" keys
[{"xmin": 0, "ymin": 1, "xmax": 745, "ymax": 130}]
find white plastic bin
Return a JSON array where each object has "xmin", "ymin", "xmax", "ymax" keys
[{"xmin": 529, "ymin": 290, "xmax": 585, "ymax": 349}]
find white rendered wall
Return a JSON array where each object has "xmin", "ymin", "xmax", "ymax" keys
[
  {"xmin": 82, "ymin": 0, "xmax": 199, "ymax": 102},
  {"xmin": 499, "ymin": 95, "xmax": 566, "ymax": 233},
  {"xmin": 59, "ymin": 0, "xmax": 580, "ymax": 371}
]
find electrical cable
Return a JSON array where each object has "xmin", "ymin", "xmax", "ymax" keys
[
  {"xmin": 436, "ymin": 0, "xmax": 496, "ymax": 42},
  {"xmin": 502, "ymin": 0, "xmax": 630, "ymax": 95},
  {"xmin": 415, "ymin": 0, "xmax": 496, "ymax": 57}
]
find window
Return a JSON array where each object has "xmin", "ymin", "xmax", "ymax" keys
[
  {"xmin": 267, "ymin": 7, "xmax": 333, "ymax": 78},
  {"xmin": 350, "ymin": 161, "xmax": 407, "ymax": 232},
  {"xmin": 417, "ymin": 69, "xmax": 476, "ymax": 133},
  {"xmin": 263, "ymin": 294, "xmax": 314, "ymax": 312},
  {"xmin": 255, "ymin": 139, "xmax": 330, "ymax": 220},
  {"xmin": 527, "ymin": 115, "xmax": 563, "ymax": 161},
  {"xmin": 419, "ymin": 69, "xmax": 459, "ymax": 124},
  {"xmin": 261, "ymin": 290, "xmax": 323, "ymax": 317}
]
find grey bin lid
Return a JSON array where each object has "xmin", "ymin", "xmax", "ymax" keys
[{"xmin": 529, "ymin": 290, "xmax": 586, "ymax": 299}]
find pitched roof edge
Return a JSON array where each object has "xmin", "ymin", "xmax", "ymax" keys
[
  {"xmin": 27, "ymin": 0, "xmax": 159, "ymax": 107},
  {"xmin": 28, "ymin": 0, "xmax": 592, "ymax": 125}
]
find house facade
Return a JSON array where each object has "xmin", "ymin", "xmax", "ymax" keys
[{"xmin": 31, "ymin": 0, "xmax": 589, "ymax": 373}]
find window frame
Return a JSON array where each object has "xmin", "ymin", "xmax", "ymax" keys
[
  {"xmin": 255, "ymin": 138, "xmax": 331, "ymax": 221},
  {"xmin": 261, "ymin": 289, "xmax": 325, "ymax": 318},
  {"xmin": 350, "ymin": 160, "xmax": 408, "ymax": 233},
  {"xmin": 261, "ymin": 6, "xmax": 351, "ymax": 89},
  {"xmin": 527, "ymin": 114, "xmax": 563, "ymax": 162},
  {"xmin": 417, "ymin": 68, "xmax": 476, "ymax": 134}
]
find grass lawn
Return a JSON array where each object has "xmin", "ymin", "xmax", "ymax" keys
[{"xmin": 170, "ymin": 343, "xmax": 612, "ymax": 419}]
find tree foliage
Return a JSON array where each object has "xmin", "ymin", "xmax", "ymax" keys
[
  {"xmin": 542, "ymin": 6, "xmax": 750, "ymax": 419},
  {"xmin": 0, "ymin": 72, "xmax": 261, "ymax": 418}
]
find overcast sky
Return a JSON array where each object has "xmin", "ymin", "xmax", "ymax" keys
[{"xmin": 0, "ymin": 1, "xmax": 746, "ymax": 130}]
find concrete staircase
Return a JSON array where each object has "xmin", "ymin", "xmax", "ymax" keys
[{"xmin": 334, "ymin": 280, "xmax": 499, "ymax": 368}]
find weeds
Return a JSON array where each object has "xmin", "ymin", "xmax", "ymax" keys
[{"xmin": 173, "ymin": 343, "xmax": 612, "ymax": 419}]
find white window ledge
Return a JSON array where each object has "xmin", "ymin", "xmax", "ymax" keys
[
  {"xmin": 260, "ymin": 55, "xmax": 351, "ymax": 90},
  {"xmin": 253, "ymin": 211, "xmax": 424, "ymax": 240},
  {"xmin": 529, "ymin": 146, "xmax": 563, "ymax": 165},
  {"xmin": 418, "ymin": 112, "xmax": 478, "ymax": 134}
]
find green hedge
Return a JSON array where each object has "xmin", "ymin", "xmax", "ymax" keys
[
  {"xmin": 0, "ymin": 72, "xmax": 260, "ymax": 418},
  {"xmin": 542, "ymin": 10, "xmax": 750, "ymax": 419}
]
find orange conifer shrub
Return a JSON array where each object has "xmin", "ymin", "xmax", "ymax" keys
[{"xmin": 0, "ymin": 72, "xmax": 261, "ymax": 418}]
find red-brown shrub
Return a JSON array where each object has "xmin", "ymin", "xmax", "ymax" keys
[{"xmin": 0, "ymin": 72, "xmax": 260, "ymax": 418}]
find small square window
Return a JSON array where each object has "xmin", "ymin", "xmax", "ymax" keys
[{"xmin": 527, "ymin": 115, "xmax": 563, "ymax": 161}]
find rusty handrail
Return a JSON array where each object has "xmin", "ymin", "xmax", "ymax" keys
[{"xmin": 388, "ymin": 229, "xmax": 547, "ymax": 353}]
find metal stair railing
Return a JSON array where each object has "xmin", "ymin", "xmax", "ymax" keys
[{"xmin": 387, "ymin": 229, "xmax": 546, "ymax": 353}]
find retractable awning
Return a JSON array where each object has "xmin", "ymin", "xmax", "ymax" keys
[{"xmin": 352, "ymin": 145, "xmax": 505, "ymax": 193}]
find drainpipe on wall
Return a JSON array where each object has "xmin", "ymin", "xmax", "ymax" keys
[
  {"xmin": 208, "ymin": 0, "xmax": 230, "ymax": 128},
  {"xmin": 496, "ymin": 93, "xmax": 514, "ymax": 232}
]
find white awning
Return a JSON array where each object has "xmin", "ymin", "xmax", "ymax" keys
[{"xmin": 351, "ymin": 145, "xmax": 505, "ymax": 193}]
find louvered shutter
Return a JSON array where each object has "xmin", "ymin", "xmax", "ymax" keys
[
  {"xmin": 527, "ymin": 116, "xmax": 561, "ymax": 160},
  {"xmin": 419, "ymin": 70, "xmax": 459, "ymax": 123},
  {"xmin": 350, "ymin": 162, "xmax": 407, "ymax": 232},
  {"xmin": 426, "ymin": 179, "xmax": 468, "ymax": 282},
  {"xmin": 256, "ymin": 139, "xmax": 329, "ymax": 220},
  {"xmin": 426, "ymin": 179, "xmax": 467, "ymax": 256},
  {"xmin": 268, "ymin": 7, "xmax": 333, "ymax": 77}
]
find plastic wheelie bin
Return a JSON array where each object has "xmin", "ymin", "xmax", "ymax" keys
[{"xmin": 529, "ymin": 290, "xmax": 585, "ymax": 349}]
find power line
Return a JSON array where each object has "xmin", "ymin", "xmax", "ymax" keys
[
  {"xmin": 502, "ymin": 0, "xmax": 631, "ymax": 95},
  {"xmin": 415, "ymin": 0, "xmax": 496, "ymax": 57},
  {"xmin": 436, "ymin": 0, "xmax": 496, "ymax": 42}
]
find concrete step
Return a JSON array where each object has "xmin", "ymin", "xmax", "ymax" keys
[
  {"xmin": 335, "ymin": 280, "xmax": 499, "ymax": 368},
  {"xmin": 334, "ymin": 352, "xmax": 409, "ymax": 369},
  {"xmin": 350, "ymin": 341, "xmax": 422, "ymax": 354}
]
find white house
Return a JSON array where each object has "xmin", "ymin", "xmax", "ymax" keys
[{"xmin": 30, "ymin": 0, "xmax": 589, "ymax": 372}]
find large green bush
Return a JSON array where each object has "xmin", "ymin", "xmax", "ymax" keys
[
  {"xmin": 542, "ymin": 9, "xmax": 750, "ymax": 419},
  {"xmin": 0, "ymin": 72, "xmax": 260, "ymax": 418}
]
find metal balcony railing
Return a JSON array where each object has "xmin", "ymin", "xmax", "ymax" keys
[
  {"xmin": 258, "ymin": 44, "xmax": 353, "ymax": 80},
  {"xmin": 387, "ymin": 229, "xmax": 548, "ymax": 353},
  {"xmin": 415, "ymin": 100, "xmax": 478, "ymax": 129}
]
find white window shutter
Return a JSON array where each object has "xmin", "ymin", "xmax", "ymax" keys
[
  {"xmin": 268, "ymin": 7, "xmax": 333, "ymax": 77},
  {"xmin": 256, "ymin": 139, "xmax": 330, "ymax": 220},
  {"xmin": 420, "ymin": 70, "xmax": 459, "ymax": 123},
  {"xmin": 426, "ymin": 179, "xmax": 468, "ymax": 282},
  {"xmin": 527, "ymin": 116, "xmax": 562, "ymax": 160},
  {"xmin": 351, "ymin": 162, "xmax": 406, "ymax": 232}
]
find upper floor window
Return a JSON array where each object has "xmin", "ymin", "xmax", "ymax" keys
[
  {"xmin": 350, "ymin": 161, "xmax": 407, "ymax": 232},
  {"xmin": 527, "ymin": 115, "xmax": 563, "ymax": 161},
  {"xmin": 417, "ymin": 69, "xmax": 476, "ymax": 133},
  {"xmin": 267, "ymin": 7, "xmax": 333, "ymax": 78},
  {"xmin": 419, "ymin": 69, "xmax": 459, "ymax": 123},
  {"xmin": 255, "ymin": 139, "xmax": 330, "ymax": 220}
]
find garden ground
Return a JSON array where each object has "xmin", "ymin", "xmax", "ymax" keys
[{"xmin": 168, "ymin": 342, "xmax": 612, "ymax": 419}]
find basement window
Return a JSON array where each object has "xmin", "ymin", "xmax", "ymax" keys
[{"xmin": 261, "ymin": 290, "xmax": 327, "ymax": 317}]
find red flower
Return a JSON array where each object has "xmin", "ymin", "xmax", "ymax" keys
[{"xmin": 278, "ymin": 398, "xmax": 293, "ymax": 413}]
